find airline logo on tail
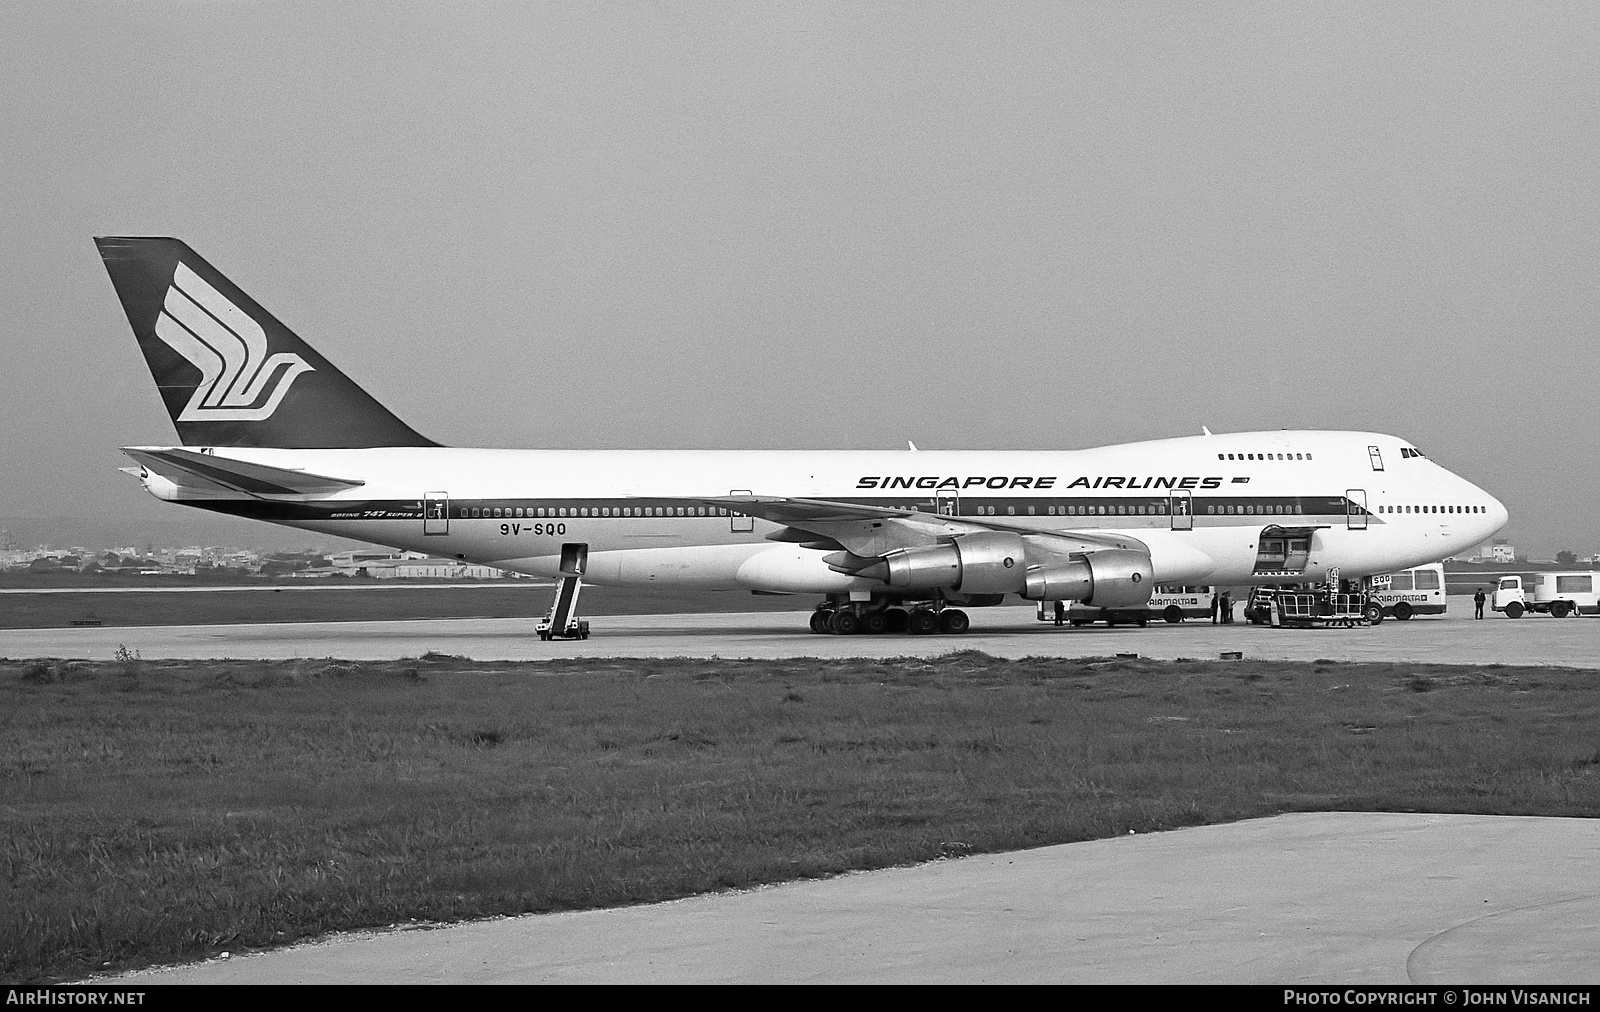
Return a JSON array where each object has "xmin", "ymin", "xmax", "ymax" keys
[{"xmin": 153, "ymin": 263, "xmax": 313, "ymax": 421}]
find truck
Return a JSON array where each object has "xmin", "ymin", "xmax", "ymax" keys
[{"xmin": 1492, "ymin": 572, "xmax": 1600, "ymax": 618}]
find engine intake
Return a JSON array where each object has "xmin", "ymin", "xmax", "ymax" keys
[
  {"xmin": 847, "ymin": 531, "xmax": 1028, "ymax": 595},
  {"xmin": 1021, "ymin": 548, "xmax": 1154, "ymax": 608}
]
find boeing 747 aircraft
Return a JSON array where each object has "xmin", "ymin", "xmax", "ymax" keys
[{"xmin": 97, "ymin": 237, "xmax": 1508, "ymax": 635}]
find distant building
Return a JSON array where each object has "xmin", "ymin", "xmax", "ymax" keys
[{"xmin": 373, "ymin": 558, "xmax": 508, "ymax": 579}]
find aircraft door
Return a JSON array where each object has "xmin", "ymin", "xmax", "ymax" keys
[
  {"xmin": 423, "ymin": 492, "xmax": 449, "ymax": 535},
  {"xmin": 1346, "ymin": 489, "xmax": 1368, "ymax": 530},
  {"xmin": 1169, "ymin": 492, "xmax": 1193, "ymax": 531},
  {"xmin": 935, "ymin": 491, "xmax": 959, "ymax": 516},
  {"xmin": 730, "ymin": 490, "xmax": 755, "ymax": 533}
]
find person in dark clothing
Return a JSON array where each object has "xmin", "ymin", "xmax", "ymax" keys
[{"xmin": 1474, "ymin": 587, "xmax": 1487, "ymax": 619}]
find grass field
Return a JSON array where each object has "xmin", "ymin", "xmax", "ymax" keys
[{"xmin": 4, "ymin": 651, "xmax": 1599, "ymax": 983}]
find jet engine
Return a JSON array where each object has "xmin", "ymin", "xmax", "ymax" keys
[
  {"xmin": 842, "ymin": 531, "xmax": 1028, "ymax": 595},
  {"xmin": 1021, "ymin": 548, "xmax": 1154, "ymax": 608}
]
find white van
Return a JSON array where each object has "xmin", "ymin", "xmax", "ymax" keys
[
  {"xmin": 1493, "ymin": 572, "xmax": 1600, "ymax": 618},
  {"xmin": 1370, "ymin": 563, "xmax": 1446, "ymax": 620}
]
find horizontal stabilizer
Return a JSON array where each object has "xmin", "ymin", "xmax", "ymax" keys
[{"xmin": 122, "ymin": 447, "xmax": 364, "ymax": 497}]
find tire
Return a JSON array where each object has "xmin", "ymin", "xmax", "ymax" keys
[
  {"xmin": 938, "ymin": 609, "xmax": 970, "ymax": 634},
  {"xmin": 1392, "ymin": 601, "xmax": 1413, "ymax": 621},
  {"xmin": 1364, "ymin": 603, "xmax": 1383, "ymax": 625},
  {"xmin": 908, "ymin": 609, "xmax": 940, "ymax": 635},
  {"xmin": 1505, "ymin": 601, "xmax": 1524, "ymax": 619},
  {"xmin": 1551, "ymin": 601, "xmax": 1570, "ymax": 619},
  {"xmin": 862, "ymin": 610, "xmax": 889, "ymax": 635},
  {"xmin": 1163, "ymin": 606, "xmax": 1184, "ymax": 624},
  {"xmin": 830, "ymin": 610, "xmax": 861, "ymax": 635},
  {"xmin": 809, "ymin": 610, "xmax": 833, "ymax": 634}
]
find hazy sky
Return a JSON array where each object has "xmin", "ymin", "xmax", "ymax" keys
[{"xmin": 3, "ymin": 2, "xmax": 1597, "ymax": 555}]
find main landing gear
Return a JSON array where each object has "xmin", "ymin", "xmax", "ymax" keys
[{"xmin": 809, "ymin": 600, "xmax": 972, "ymax": 635}]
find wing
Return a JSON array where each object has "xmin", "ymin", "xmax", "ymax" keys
[
  {"xmin": 699, "ymin": 494, "xmax": 1148, "ymax": 561},
  {"xmin": 122, "ymin": 447, "xmax": 365, "ymax": 497}
]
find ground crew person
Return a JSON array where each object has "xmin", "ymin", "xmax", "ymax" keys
[{"xmin": 1474, "ymin": 587, "xmax": 1487, "ymax": 619}]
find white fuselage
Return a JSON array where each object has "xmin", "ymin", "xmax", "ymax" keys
[{"xmin": 138, "ymin": 430, "xmax": 1507, "ymax": 596}]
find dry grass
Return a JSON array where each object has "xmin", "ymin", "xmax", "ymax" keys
[{"xmin": 3, "ymin": 651, "xmax": 1598, "ymax": 982}]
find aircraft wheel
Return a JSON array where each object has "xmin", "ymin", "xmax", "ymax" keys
[
  {"xmin": 809, "ymin": 610, "xmax": 833, "ymax": 634},
  {"xmin": 1551, "ymin": 601, "xmax": 1570, "ymax": 619},
  {"xmin": 1364, "ymin": 603, "xmax": 1384, "ymax": 625},
  {"xmin": 1392, "ymin": 602, "xmax": 1412, "ymax": 621},
  {"xmin": 830, "ymin": 610, "xmax": 862, "ymax": 635},
  {"xmin": 1163, "ymin": 606, "xmax": 1184, "ymax": 624},
  {"xmin": 908, "ymin": 609, "xmax": 940, "ymax": 635},
  {"xmin": 1505, "ymin": 601, "xmax": 1524, "ymax": 619},
  {"xmin": 938, "ymin": 609, "xmax": 970, "ymax": 634},
  {"xmin": 862, "ymin": 610, "xmax": 889, "ymax": 635}
]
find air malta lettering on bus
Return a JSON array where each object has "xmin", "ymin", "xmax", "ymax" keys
[{"xmin": 856, "ymin": 476, "xmax": 1058, "ymax": 490}]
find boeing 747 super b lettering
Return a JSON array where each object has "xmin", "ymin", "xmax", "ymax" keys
[{"xmin": 97, "ymin": 237, "xmax": 1509, "ymax": 636}]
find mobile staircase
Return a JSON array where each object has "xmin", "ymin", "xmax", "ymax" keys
[{"xmin": 536, "ymin": 543, "xmax": 590, "ymax": 641}]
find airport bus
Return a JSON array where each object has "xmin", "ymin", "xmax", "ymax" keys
[
  {"xmin": 1370, "ymin": 563, "xmax": 1446, "ymax": 620},
  {"xmin": 1038, "ymin": 585, "xmax": 1217, "ymax": 626}
]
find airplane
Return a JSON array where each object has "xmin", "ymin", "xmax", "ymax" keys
[{"xmin": 95, "ymin": 236, "xmax": 1510, "ymax": 635}]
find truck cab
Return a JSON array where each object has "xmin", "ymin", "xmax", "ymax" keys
[{"xmin": 1494, "ymin": 572, "xmax": 1598, "ymax": 618}]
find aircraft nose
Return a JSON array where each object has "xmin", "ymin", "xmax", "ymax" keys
[
  {"xmin": 1487, "ymin": 495, "xmax": 1509, "ymax": 537},
  {"xmin": 1475, "ymin": 484, "xmax": 1510, "ymax": 539}
]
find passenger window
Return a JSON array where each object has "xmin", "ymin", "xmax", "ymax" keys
[
  {"xmin": 1415, "ymin": 570, "xmax": 1441, "ymax": 590},
  {"xmin": 1389, "ymin": 573, "xmax": 1414, "ymax": 591}
]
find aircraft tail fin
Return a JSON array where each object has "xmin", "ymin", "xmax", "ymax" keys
[{"xmin": 94, "ymin": 237, "xmax": 437, "ymax": 448}]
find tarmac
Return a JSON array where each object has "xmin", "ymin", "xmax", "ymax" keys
[
  {"xmin": 107, "ymin": 812, "xmax": 1599, "ymax": 984},
  {"xmin": 4, "ymin": 595, "xmax": 1595, "ymax": 667}
]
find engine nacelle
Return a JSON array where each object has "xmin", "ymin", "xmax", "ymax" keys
[
  {"xmin": 858, "ymin": 531, "xmax": 1029, "ymax": 594},
  {"xmin": 1021, "ymin": 548, "xmax": 1154, "ymax": 608}
]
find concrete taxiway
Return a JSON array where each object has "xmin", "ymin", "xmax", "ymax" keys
[
  {"xmin": 4, "ymin": 596, "xmax": 1595, "ymax": 666},
  {"xmin": 108, "ymin": 812, "xmax": 1598, "ymax": 984}
]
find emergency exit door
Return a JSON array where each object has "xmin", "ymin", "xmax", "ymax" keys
[
  {"xmin": 1346, "ymin": 489, "xmax": 1368, "ymax": 530},
  {"xmin": 730, "ymin": 490, "xmax": 755, "ymax": 533},
  {"xmin": 423, "ymin": 492, "xmax": 449, "ymax": 535},
  {"xmin": 1170, "ymin": 492, "xmax": 1193, "ymax": 531}
]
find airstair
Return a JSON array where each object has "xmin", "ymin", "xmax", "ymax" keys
[{"xmin": 537, "ymin": 543, "xmax": 590, "ymax": 641}]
